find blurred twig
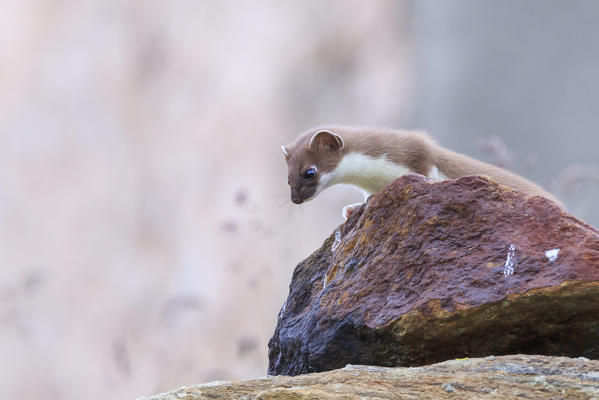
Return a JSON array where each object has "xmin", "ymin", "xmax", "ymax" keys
[
  {"xmin": 556, "ymin": 165, "xmax": 599, "ymax": 192},
  {"xmin": 477, "ymin": 135, "xmax": 514, "ymax": 169},
  {"xmin": 556, "ymin": 165, "xmax": 599, "ymax": 219}
]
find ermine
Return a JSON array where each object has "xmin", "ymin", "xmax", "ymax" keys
[{"xmin": 281, "ymin": 125, "xmax": 562, "ymax": 219}]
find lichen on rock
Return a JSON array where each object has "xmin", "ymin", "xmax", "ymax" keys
[{"xmin": 140, "ymin": 355, "xmax": 599, "ymax": 399}]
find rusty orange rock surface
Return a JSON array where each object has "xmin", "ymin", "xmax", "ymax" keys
[{"xmin": 268, "ymin": 175, "xmax": 599, "ymax": 375}]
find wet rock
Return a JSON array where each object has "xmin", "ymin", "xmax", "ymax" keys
[
  {"xmin": 139, "ymin": 355, "xmax": 599, "ymax": 399},
  {"xmin": 268, "ymin": 175, "xmax": 599, "ymax": 375}
]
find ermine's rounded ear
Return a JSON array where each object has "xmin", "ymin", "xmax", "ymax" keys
[
  {"xmin": 281, "ymin": 145, "xmax": 290, "ymax": 159},
  {"xmin": 309, "ymin": 130, "xmax": 344, "ymax": 152}
]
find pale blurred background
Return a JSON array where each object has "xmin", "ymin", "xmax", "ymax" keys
[{"xmin": 1, "ymin": 1, "xmax": 598, "ymax": 399}]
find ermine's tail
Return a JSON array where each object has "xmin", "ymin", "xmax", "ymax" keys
[{"xmin": 432, "ymin": 144, "xmax": 563, "ymax": 207}]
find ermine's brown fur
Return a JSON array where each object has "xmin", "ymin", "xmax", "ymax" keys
[{"xmin": 282, "ymin": 126, "xmax": 561, "ymax": 217}]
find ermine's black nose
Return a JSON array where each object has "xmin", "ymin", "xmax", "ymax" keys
[{"xmin": 291, "ymin": 190, "xmax": 303, "ymax": 204}]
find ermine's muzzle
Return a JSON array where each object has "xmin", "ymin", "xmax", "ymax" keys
[{"xmin": 291, "ymin": 189, "xmax": 303, "ymax": 204}]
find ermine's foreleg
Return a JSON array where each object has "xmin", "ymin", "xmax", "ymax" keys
[
  {"xmin": 342, "ymin": 202, "xmax": 363, "ymax": 220},
  {"xmin": 341, "ymin": 190, "xmax": 370, "ymax": 220}
]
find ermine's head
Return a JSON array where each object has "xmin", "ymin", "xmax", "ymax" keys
[{"xmin": 282, "ymin": 129, "xmax": 344, "ymax": 204}]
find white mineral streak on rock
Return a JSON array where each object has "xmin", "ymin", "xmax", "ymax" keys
[
  {"xmin": 545, "ymin": 248, "xmax": 560, "ymax": 262},
  {"xmin": 503, "ymin": 244, "xmax": 516, "ymax": 276},
  {"xmin": 332, "ymin": 229, "xmax": 341, "ymax": 252}
]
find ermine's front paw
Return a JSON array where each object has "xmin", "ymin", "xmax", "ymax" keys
[{"xmin": 342, "ymin": 202, "xmax": 364, "ymax": 220}]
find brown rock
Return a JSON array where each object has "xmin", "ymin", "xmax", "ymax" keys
[
  {"xmin": 140, "ymin": 355, "xmax": 599, "ymax": 399},
  {"xmin": 268, "ymin": 175, "xmax": 599, "ymax": 375}
]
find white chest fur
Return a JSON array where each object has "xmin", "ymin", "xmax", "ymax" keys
[
  {"xmin": 320, "ymin": 152, "xmax": 448, "ymax": 195},
  {"xmin": 321, "ymin": 152, "xmax": 412, "ymax": 195}
]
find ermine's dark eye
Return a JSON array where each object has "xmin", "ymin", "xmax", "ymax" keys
[
  {"xmin": 287, "ymin": 179, "xmax": 290, "ymax": 185},
  {"xmin": 303, "ymin": 167, "xmax": 316, "ymax": 179}
]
